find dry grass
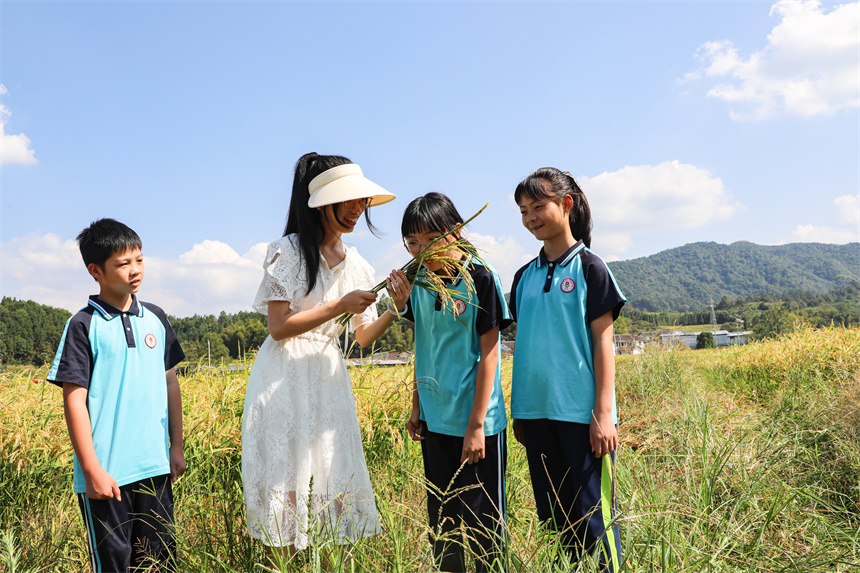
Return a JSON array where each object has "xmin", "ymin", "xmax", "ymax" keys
[{"xmin": 2, "ymin": 327, "xmax": 859, "ymax": 571}]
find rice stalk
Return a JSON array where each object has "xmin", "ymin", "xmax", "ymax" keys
[{"xmin": 336, "ymin": 203, "xmax": 488, "ymax": 326}]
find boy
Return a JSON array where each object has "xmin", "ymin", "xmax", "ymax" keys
[{"xmin": 47, "ymin": 218, "xmax": 186, "ymax": 572}]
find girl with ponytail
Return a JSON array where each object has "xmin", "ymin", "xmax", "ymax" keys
[
  {"xmin": 242, "ymin": 152, "xmax": 410, "ymax": 565},
  {"xmin": 508, "ymin": 167, "xmax": 626, "ymax": 571}
]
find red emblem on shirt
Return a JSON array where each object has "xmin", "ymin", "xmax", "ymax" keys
[
  {"xmin": 560, "ymin": 278, "xmax": 575, "ymax": 293},
  {"xmin": 454, "ymin": 299, "xmax": 467, "ymax": 315},
  {"xmin": 145, "ymin": 333, "xmax": 157, "ymax": 348}
]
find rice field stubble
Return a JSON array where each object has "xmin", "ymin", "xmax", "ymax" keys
[{"xmin": 1, "ymin": 328, "xmax": 858, "ymax": 571}]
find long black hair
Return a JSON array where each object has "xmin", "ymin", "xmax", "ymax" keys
[
  {"xmin": 514, "ymin": 167, "xmax": 592, "ymax": 248},
  {"xmin": 283, "ymin": 152, "xmax": 378, "ymax": 294}
]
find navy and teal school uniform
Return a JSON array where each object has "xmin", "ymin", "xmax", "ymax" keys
[
  {"xmin": 509, "ymin": 241, "xmax": 625, "ymax": 425},
  {"xmin": 405, "ymin": 255, "xmax": 511, "ymax": 438},
  {"xmin": 509, "ymin": 241, "xmax": 626, "ymax": 571},
  {"xmin": 47, "ymin": 294, "xmax": 184, "ymax": 572},
  {"xmin": 48, "ymin": 295, "xmax": 185, "ymax": 492},
  {"xmin": 405, "ymin": 256, "xmax": 512, "ymax": 572}
]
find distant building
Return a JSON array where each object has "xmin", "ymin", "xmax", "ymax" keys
[
  {"xmin": 614, "ymin": 334, "xmax": 645, "ymax": 355},
  {"xmin": 347, "ymin": 352, "xmax": 412, "ymax": 367},
  {"xmin": 660, "ymin": 330, "xmax": 752, "ymax": 349}
]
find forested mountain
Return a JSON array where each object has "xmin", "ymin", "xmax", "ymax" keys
[
  {"xmin": 608, "ymin": 242, "xmax": 860, "ymax": 312},
  {"xmin": 0, "ymin": 298, "xmax": 72, "ymax": 365}
]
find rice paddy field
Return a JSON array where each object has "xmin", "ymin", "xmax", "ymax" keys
[{"xmin": 2, "ymin": 327, "xmax": 859, "ymax": 572}]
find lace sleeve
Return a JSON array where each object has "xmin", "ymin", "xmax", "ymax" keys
[
  {"xmin": 350, "ymin": 250, "xmax": 379, "ymax": 331},
  {"xmin": 252, "ymin": 237, "xmax": 306, "ymax": 314}
]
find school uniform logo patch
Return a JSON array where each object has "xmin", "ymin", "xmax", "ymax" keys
[
  {"xmin": 453, "ymin": 299, "xmax": 467, "ymax": 315},
  {"xmin": 560, "ymin": 278, "xmax": 575, "ymax": 293},
  {"xmin": 144, "ymin": 333, "xmax": 157, "ymax": 348}
]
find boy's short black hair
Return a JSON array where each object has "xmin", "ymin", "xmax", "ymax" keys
[{"xmin": 77, "ymin": 218, "xmax": 142, "ymax": 268}]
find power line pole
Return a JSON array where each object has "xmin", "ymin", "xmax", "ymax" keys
[{"xmin": 709, "ymin": 298, "xmax": 718, "ymax": 333}]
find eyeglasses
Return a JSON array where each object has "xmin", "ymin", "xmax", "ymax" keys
[
  {"xmin": 403, "ymin": 237, "xmax": 444, "ymax": 253},
  {"xmin": 341, "ymin": 197, "xmax": 371, "ymax": 210}
]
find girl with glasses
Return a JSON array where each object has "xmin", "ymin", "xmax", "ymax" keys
[{"xmin": 401, "ymin": 192, "xmax": 511, "ymax": 572}]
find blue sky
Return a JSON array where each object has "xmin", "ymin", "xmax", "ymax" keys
[{"xmin": 2, "ymin": 0, "xmax": 858, "ymax": 317}]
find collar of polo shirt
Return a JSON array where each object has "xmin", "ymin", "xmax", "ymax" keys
[{"xmin": 538, "ymin": 241, "xmax": 585, "ymax": 268}]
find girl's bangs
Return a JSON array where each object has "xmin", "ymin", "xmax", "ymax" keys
[
  {"xmin": 401, "ymin": 201, "xmax": 461, "ymax": 237},
  {"xmin": 514, "ymin": 177, "xmax": 554, "ymax": 205}
]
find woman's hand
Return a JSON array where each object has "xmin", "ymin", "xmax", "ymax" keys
[
  {"xmin": 385, "ymin": 270, "xmax": 411, "ymax": 313},
  {"xmin": 337, "ymin": 290, "xmax": 378, "ymax": 316}
]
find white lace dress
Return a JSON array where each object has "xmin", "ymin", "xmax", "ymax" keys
[{"xmin": 241, "ymin": 234, "xmax": 381, "ymax": 549}]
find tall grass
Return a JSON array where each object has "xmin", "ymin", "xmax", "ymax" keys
[{"xmin": 2, "ymin": 328, "xmax": 858, "ymax": 571}]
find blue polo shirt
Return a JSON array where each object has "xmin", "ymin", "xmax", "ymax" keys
[
  {"xmin": 47, "ymin": 295, "xmax": 185, "ymax": 493},
  {"xmin": 509, "ymin": 242, "xmax": 625, "ymax": 425},
  {"xmin": 405, "ymin": 258, "xmax": 512, "ymax": 437}
]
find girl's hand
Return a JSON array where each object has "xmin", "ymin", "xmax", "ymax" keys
[
  {"xmin": 337, "ymin": 290, "xmax": 378, "ymax": 316},
  {"xmin": 407, "ymin": 409, "xmax": 425, "ymax": 441},
  {"xmin": 461, "ymin": 425, "xmax": 485, "ymax": 465},
  {"xmin": 385, "ymin": 270, "xmax": 411, "ymax": 312},
  {"xmin": 512, "ymin": 419, "xmax": 525, "ymax": 446},
  {"xmin": 589, "ymin": 410, "xmax": 618, "ymax": 458}
]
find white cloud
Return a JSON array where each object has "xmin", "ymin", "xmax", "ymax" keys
[
  {"xmin": 790, "ymin": 193, "xmax": 860, "ymax": 243},
  {"xmin": 0, "ymin": 233, "xmax": 92, "ymax": 312},
  {"xmin": 685, "ymin": 0, "xmax": 860, "ymax": 119},
  {"xmin": 0, "ymin": 84, "xmax": 38, "ymax": 166},
  {"xmin": 146, "ymin": 241, "xmax": 267, "ymax": 315},
  {"xmin": 466, "ymin": 232, "xmax": 535, "ymax": 289},
  {"xmin": 835, "ymin": 194, "xmax": 860, "ymax": 227},
  {"xmin": 580, "ymin": 160, "xmax": 742, "ymax": 247},
  {"xmin": 790, "ymin": 224, "xmax": 857, "ymax": 243},
  {"xmin": 0, "ymin": 234, "xmax": 269, "ymax": 316},
  {"xmin": 591, "ymin": 232, "xmax": 634, "ymax": 263},
  {"xmin": 179, "ymin": 239, "xmax": 259, "ymax": 267}
]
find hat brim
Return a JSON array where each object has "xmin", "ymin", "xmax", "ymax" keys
[{"xmin": 308, "ymin": 168, "xmax": 396, "ymax": 208}]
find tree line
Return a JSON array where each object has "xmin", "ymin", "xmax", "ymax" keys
[
  {"xmin": 3, "ymin": 282, "xmax": 857, "ymax": 366},
  {"xmin": 0, "ymin": 297, "xmax": 418, "ymax": 367},
  {"xmin": 619, "ymin": 281, "xmax": 859, "ymax": 335},
  {"xmin": 165, "ymin": 300, "xmax": 418, "ymax": 363}
]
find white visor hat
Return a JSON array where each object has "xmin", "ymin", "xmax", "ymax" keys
[{"xmin": 307, "ymin": 163, "xmax": 396, "ymax": 208}]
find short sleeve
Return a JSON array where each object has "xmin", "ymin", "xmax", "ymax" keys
[
  {"xmin": 582, "ymin": 250, "xmax": 626, "ymax": 322},
  {"xmin": 471, "ymin": 263, "xmax": 512, "ymax": 336},
  {"xmin": 46, "ymin": 311, "xmax": 93, "ymax": 389},
  {"xmin": 252, "ymin": 236, "xmax": 307, "ymax": 314},
  {"xmin": 349, "ymin": 249, "xmax": 379, "ymax": 331},
  {"xmin": 403, "ymin": 299, "xmax": 415, "ymax": 323},
  {"xmin": 509, "ymin": 260, "xmax": 534, "ymax": 323}
]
